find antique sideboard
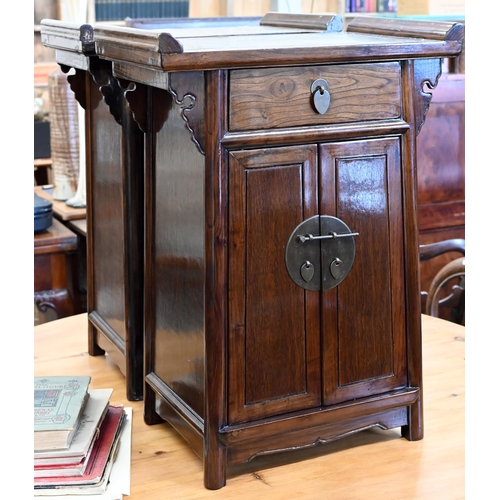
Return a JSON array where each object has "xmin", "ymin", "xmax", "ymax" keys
[{"xmin": 41, "ymin": 13, "xmax": 464, "ymax": 489}]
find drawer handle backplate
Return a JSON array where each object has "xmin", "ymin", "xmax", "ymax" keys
[{"xmin": 311, "ymin": 78, "xmax": 331, "ymax": 115}]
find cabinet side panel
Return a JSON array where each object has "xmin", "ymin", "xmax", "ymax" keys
[
  {"xmin": 90, "ymin": 88, "xmax": 126, "ymax": 340},
  {"xmin": 152, "ymin": 95, "xmax": 206, "ymax": 419}
]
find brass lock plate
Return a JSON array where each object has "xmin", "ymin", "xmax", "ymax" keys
[{"xmin": 285, "ymin": 215, "xmax": 357, "ymax": 291}]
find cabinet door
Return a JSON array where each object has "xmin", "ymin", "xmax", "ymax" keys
[
  {"xmin": 319, "ymin": 138, "xmax": 407, "ymax": 405},
  {"xmin": 228, "ymin": 145, "xmax": 321, "ymax": 424}
]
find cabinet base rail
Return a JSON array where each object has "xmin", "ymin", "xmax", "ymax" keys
[{"xmin": 147, "ymin": 376, "xmax": 420, "ymax": 472}]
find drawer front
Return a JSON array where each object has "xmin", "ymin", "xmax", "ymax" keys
[{"xmin": 229, "ymin": 62, "xmax": 401, "ymax": 131}]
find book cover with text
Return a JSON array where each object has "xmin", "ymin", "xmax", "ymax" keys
[{"xmin": 34, "ymin": 376, "xmax": 91, "ymax": 451}]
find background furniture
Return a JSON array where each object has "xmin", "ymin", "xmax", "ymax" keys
[
  {"xmin": 65, "ymin": 218, "xmax": 88, "ymax": 313},
  {"xmin": 419, "ymin": 238, "xmax": 465, "ymax": 324},
  {"xmin": 34, "ymin": 186, "xmax": 86, "ymax": 221},
  {"xmin": 39, "ymin": 23, "xmax": 146, "ymax": 402},
  {"xmin": 34, "ymin": 312, "xmax": 465, "ymax": 498},
  {"xmin": 417, "ymin": 72, "xmax": 465, "ymax": 300},
  {"xmin": 35, "ymin": 186, "xmax": 88, "ymax": 316},
  {"xmin": 427, "ymin": 257, "xmax": 465, "ymax": 322},
  {"xmin": 34, "ymin": 218, "xmax": 78, "ymax": 323}
]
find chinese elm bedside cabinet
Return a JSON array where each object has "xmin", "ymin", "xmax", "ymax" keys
[
  {"xmin": 46, "ymin": 13, "xmax": 464, "ymax": 489},
  {"xmin": 40, "ymin": 15, "xmax": 266, "ymax": 402},
  {"xmin": 40, "ymin": 19, "xmax": 145, "ymax": 400}
]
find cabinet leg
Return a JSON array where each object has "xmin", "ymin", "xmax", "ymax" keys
[
  {"xmin": 143, "ymin": 383, "xmax": 164, "ymax": 425},
  {"xmin": 203, "ymin": 444, "xmax": 227, "ymax": 490},
  {"xmin": 402, "ymin": 397, "xmax": 424, "ymax": 440},
  {"xmin": 87, "ymin": 321, "xmax": 105, "ymax": 356}
]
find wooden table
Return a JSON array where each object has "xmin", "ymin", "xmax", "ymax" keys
[
  {"xmin": 34, "ymin": 313, "xmax": 464, "ymax": 499},
  {"xmin": 34, "ymin": 185, "xmax": 86, "ymax": 221},
  {"xmin": 34, "ymin": 186, "xmax": 88, "ymax": 318},
  {"xmin": 34, "ymin": 218, "xmax": 78, "ymax": 322}
]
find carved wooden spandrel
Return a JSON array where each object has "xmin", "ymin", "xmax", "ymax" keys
[
  {"xmin": 113, "ymin": 64, "xmax": 205, "ymax": 152},
  {"xmin": 61, "ymin": 66, "xmax": 87, "ymax": 111},
  {"xmin": 168, "ymin": 72, "xmax": 206, "ymax": 154},
  {"xmin": 85, "ymin": 57, "xmax": 123, "ymax": 124},
  {"xmin": 413, "ymin": 58, "xmax": 442, "ymax": 135},
  {"xmin": 116, "ymin": 78, "xmax": 148, "ymax": 132}
]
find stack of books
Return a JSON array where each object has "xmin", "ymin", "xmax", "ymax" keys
[{"xmin": 34, "ymin": 376, "xmax": 131, "ymax": 499}]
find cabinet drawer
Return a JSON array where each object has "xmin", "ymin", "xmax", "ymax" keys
[{"xmin": 229, "ymin": 62, "xmax": 402, "ymax": 131}]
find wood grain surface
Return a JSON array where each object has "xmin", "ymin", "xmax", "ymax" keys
[{"xmin": 34, "ymin": 313, "xmax": 464, "ymax": 499}]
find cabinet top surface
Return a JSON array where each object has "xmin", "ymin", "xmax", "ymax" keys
[{"xmin": 41, "ymin": 14, "xmax": 464, "ymax": 72}]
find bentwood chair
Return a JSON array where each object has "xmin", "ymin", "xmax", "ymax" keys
[{"xmin": 419, "ymin": 238, "xmax": 465, "ymax": 325}]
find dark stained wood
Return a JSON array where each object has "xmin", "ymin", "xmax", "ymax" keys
[
  {"xmin": 400, "ymin": 59, "xmax": 424, "ymax": 441},
  {"xmin": 203, "ymin": 69, "xmax": 229, "ymax": 490},
  {"xmin": 419, "ymin": 236, "xmax": 465, "ymax": 324},
  {"xmin": 346, "ymin": 16, "xmax": 464, "ymax": 41},
  {"xmin": 420, "ymin": 239, "xmax": 465, "ymax": 262},
  {"xmin": 86, "ymin": 67, "xmax": 127, "ymax": 364},
  {"xmin": 143, "ymin": 86, "xmax": 166, "ymax": 427},
  {"xmin": 419, "ymin": 234, "xmax": 466, "ymax": 324},
  {"xmin": 34, "ymin": 218, "xmax": 78, "ymax": 323},
  {"xmin": 145, "ymin": 85, "xmax": 206, "ymax": 416},
  {"xmin": 43, "ymin": 28, "xmax": 147, "ymax": 400},
  {"xmin": 168, "ymin": 72, "xmax": 206, "ymax": 153},
  {"xmin": 92, "ymin": 20, "xmax": 463, "ymax": 72},
  {"xmin": 259, "ymin": 12, "xmax": 343, "ymax": 31},
  {"xmin": 319, "ymin": 138, "xmax": 406, "ymax": 404},
  {"xmin": 426, "ymin": 257, "xmax": 465, "ymax": 324},
  {"xmin": 40, "ymin": 20, "xmax": 95, "ymax": 54},
  {"xmin": 86, "ymin": 63, "xmax": 145, "ymax": 401},
  {"xmin": 41, "ymin": 13, "xmax": 464, "ymax": 491},
  {"xmin": 412, "ymin": 58, "xmax": 442, "ymax": 135},
  {"xmin": 416, "ymin": 74, "xmax": 465, "ymax": 216},
  {"xmin": 228, "ymin": 145, "xmax": 321, "ymax": 424},
  {"xmin": 221, "ymin": 119, "xmax": 410, "ymax": 149},
  {"xmin": 65, "ymin": 218, "xmax": 87, "ymax": 314}
]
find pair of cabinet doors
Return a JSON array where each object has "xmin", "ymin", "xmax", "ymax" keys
[{"xmin": 227, "ymin": 136, "xmax": 407, "ymax": 425}]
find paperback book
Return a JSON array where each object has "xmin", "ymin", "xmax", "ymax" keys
[
  {"xmin": 34, "ymin": 376, "xmax": 91, "ymax": 452},
  {"xmin": 34, "ymin": 405, "xmax": 126, "ymax": 493},
  {"xmin": 34, "ymin": 389, "xmax": 113, "ymax": 476},
  {"xmin": 33, "ymin": 408, "xmax": 132, "ymax": 499}
]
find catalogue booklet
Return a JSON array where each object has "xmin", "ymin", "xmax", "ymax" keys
[
  {"xmin": 34, "ymin": 388, "xmax": 113, "ymax": 473},
  {"xmin": 34, "ymin": 376, "xmax": 91, "ymax": 452},
  {"xmin": 34, "ymin": 405, "xmax": 126, "ymax": 493},
  {"xmin": 33, "ymin": 408, "xmax": 132, "ymax": 499}
]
